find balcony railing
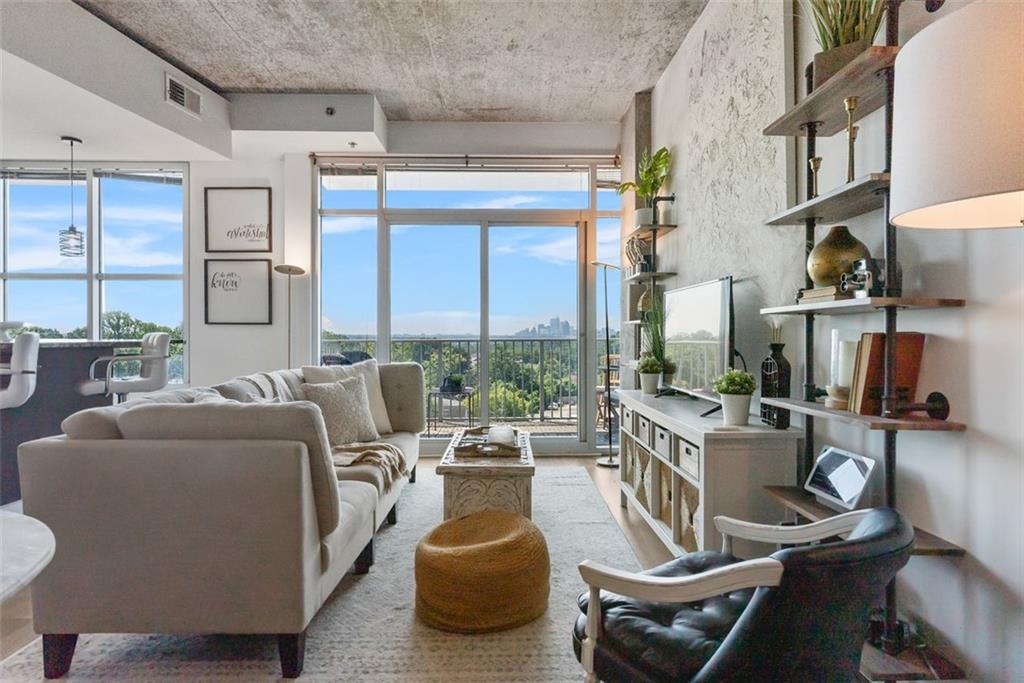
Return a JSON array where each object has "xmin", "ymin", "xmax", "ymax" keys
[{"xmin": 321, "ymin": 335, "xmax": 621, "ymax": 438}]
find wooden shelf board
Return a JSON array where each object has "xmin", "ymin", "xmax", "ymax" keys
[
  {"xmin": 765, "ymin": 173, "xmax": 889, "ymax": 225},
  {"xmin": 860, "ymin": 640, "xmax": 966, "ymax": 681},
  {"xmin": 624, "ymin": 319, "xmax": 644, "ymax": 326},
  {"xmin": 760, "ymin": 398, "xmax": 966, "ymax": 432},
  {"xmin": 623, "ymin": 224, "xmax": 678, "ymax": 242},
  {"xmin": 624, "ymin": 271, "xmax": 676, "ymax": 283},
  {"xmin": 764, "ymin": 486, "xmax": 965, "ymax": 557},
  {"xmin": 765, "ymin": 46, "xmax": 900, "ymax": 137},
  {"xmin": 760, "ymin": 297, "xmax": 965, "ymax": 316}
]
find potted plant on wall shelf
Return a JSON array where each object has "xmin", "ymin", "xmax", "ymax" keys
[
  {"xmin": 637, "ymin": 355, "xmax": 664, "ymax": 395},
  {"xmin": 806, "ymin": 0, "xmax": 886, "ymax": 89},
  {"xmin": 713, "ymin": 368, "xmax": 757, "ymax": 426},
  {"xmin": 618, "ymin": 147, "xmax": 672, "ymax": 226}
]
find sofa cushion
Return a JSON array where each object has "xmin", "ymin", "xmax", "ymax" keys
[
  {"xmin": 211, "ymin": 378, "xmax": 263, "ymax": 402},
  {"xmin": 116, "ymin": 401, "xmax": 341, "ymax": 538},
  {"xmin": 334, "ymin": 431, "xmax": 418, "ymax": 493},
  {"xmin": 378, "ymin": 363, "xmax": 426, "ymax": 434},
  {"xmin": 303, "ymin": 360, "xmax": 393, "ymax": 434},
  {"xmin": 270, "ymin": 369, "xmax": 305, "ymax": 402},
  {"xmin": 61, "ymin": 387, "xmax": 220, "ymax": 439},
  {"xmin": 302, "ymin": 377, "xmax": 380, "ymax": 445}
]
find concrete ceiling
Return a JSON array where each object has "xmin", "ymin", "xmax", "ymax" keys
[{"xmin": 73, "ymin": 0, "xmax": 708, "ymax": 123}]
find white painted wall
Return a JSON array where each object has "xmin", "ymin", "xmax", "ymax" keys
[
  {"xmin": 643, "ymin": 0, "xmax": 1023, "ymax": 679},
  {"xmin": 187, "ymin": 157, "xmax": 315, "ymax": 386},
  {"xmin": 0, "ymin": 0, "xmax": 231, "ymax": 158}
]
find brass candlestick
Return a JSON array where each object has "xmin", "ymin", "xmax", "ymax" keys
[
  {"xmin": 845, "ymin": 96, "xmax": 858, "ymax": 182},
  {"xmin": 809, "ymin": 156, "xmax": 822, "ymax": 198}
]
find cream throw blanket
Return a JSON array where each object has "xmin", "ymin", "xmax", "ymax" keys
[{"xmin": 331, "ymin": 441, "xmax": 407, "ymax": 492}]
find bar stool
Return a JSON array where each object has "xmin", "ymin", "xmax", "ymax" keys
[
  {"xmin": 77, "ymin": 332, "xmax": 171, "ymax": 403},
  {"xmin": 0, "ymin": 332, "xmax": 40, "ymax": 410}
]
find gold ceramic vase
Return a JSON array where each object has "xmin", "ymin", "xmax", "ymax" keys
[{"xmin": 807, "ymin": 226, "xmax": 870, "ymax": 286}]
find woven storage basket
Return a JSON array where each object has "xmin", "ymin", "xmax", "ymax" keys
[{"xmin": 415, "ymin": 509, "xmax": 550, "ymax": 633}]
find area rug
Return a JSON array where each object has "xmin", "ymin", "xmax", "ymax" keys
[{"xmin": 0, "ymin": 466, "xmax": 639, "ymax": 681}]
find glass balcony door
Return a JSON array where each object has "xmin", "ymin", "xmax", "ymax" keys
[
  {"xmin": 487, "ymin": 224, "xmax": 579, "ymax": 441},
  {"xmin": 388, "ymin": 221, "xmax": 582, "ymax": 444}
]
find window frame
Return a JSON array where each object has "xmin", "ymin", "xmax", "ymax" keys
[
  {"xmin": 0, "ymin": 160, "xmax": 189, "ymax": 381},
  {"xmin": 313, "ymin": 157, "xmax": 620, "ymax": 453}
]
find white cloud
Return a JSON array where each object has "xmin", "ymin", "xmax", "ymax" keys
[
  {"xmin": 455, "ymin": 194, "xmax": 543, "ymax": 210},
  {"xmin": 489, "ymin": 223, "xmax": 622, "ymax": 266}
]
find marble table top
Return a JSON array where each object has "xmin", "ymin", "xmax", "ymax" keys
[{"xmin": 0, "ymin": 511, "xmax": 55, "ymax": 602}]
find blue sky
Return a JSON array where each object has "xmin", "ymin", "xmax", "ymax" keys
[
  {"xmin": 4, "ymin": 175, "xmax": 620, "ymax": 338},
  {"xmin": 5, "ymin": 177, "xmax": 183, "ymax": 333},
  {"xmin": 321, "ymin": 186, "xmax": 621, "ymax": 338}
]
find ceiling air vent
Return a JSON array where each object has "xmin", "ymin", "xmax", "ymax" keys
[{"xmin": 165, "ymin": 73, "xmax": 202, "ymax": 118}]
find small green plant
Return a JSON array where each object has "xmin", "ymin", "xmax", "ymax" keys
[
  {"xmin": 449, "ymin": 373, "xmax": 464, "ymax": 385},
  {"xmin": 637, "ymin": 355, "xmax": 664, "ymax": 374},
  {"xmin": 805, "ymin": 0, "xmax": 885, "ymax": 51},
  {"xmin": 617, "ymin": 147, "xmax": 672, "ymax": 208},
  {"xmin": 713, "ymin": 368, "xmax": 757, "ymax": 395},
  {"xmin": 662, "ymin": 358, "xmax": 677, "ymax": 374}
]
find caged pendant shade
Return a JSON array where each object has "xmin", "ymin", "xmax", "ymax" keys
[
  {"xmin": 58, "ymin": 136, "xmax": 85, "ymax": 257},
  {"xmin": 890, "ymin": 0, "xmax": 1024, "ymax": 230}
]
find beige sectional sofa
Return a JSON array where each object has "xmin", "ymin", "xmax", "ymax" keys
[{"xmin": 17, "ymin": 362, "xmax": 424, "ymax": 679}]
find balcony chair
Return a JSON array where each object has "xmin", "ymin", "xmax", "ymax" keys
[
  {"xmin": 573, "ymin": 508, "xmax": 913, "ymax": 683},
  {"xmin": 77, "ymin": 332, "xmax": 171, "ymax": 403},
  {"xmin": 0, "ymin": 332, "xmax": 40, "ymax": 410}
]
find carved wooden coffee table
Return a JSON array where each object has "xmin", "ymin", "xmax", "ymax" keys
[{"xmin": 438, "ymin": 429, "xmax": 535, "ymax": 520}]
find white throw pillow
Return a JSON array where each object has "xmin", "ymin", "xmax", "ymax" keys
[
  {"xmin": 303, "ymin": 359, "xmax": 393, "ymax": 434},
  {"xmin": 302, "ymin": 377, "xmax": 380, "ymax": 446}
]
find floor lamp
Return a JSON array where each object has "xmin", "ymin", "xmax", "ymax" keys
[
  {"xmin": 592, "ymin": 260, "xmax": 620, "ymax": 469},
  {"xmin": 274, "ymin": 264, "xmax": 306, "ymax": 367}
]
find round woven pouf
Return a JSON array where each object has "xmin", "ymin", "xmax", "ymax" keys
[{"xmin": 415, "ymin": 509, "xmax": 550, "ymax": 633}]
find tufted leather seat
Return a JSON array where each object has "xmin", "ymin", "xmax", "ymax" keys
[
  {"xmin": 573, "ymin": 551, "xmax": 752, "ymax": 682},
  {"xmin": 572, "ymin": 508, "xmax": 915, "ymax": 683}
]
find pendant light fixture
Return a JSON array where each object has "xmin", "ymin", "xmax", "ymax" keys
[{"xmin": 58, "ymin": 135, "xmax": 85, "ymax": 257}]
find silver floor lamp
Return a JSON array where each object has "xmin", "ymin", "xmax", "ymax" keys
[
  {"xmin": 274, "ymin": 264, "xmax": 306, "ymax": 367},
  {"xmin": 592, "ymin": 260, "xmax": 620, "ymax": 469}
]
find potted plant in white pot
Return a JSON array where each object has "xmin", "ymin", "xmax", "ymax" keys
[
  {"xmin": 617, "ymin": 147, "xmax": 672, "ymax": 226},
  {"xmin": 806, "ymin": 0, "xmax": 886, "ymax": 89},
  {"xmin": 713, "ymin": 368, "xmax": 757, "ymax": 426},
  {"xmin": 642, "ymin": 297, "xmax": 676, "ymax": 387},
  {"xmin": 637, "ymin": 355, "xmax": 664, "ymax": 395}
]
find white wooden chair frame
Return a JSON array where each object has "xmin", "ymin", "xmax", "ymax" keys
[{"xmin": 577, "ymin": 509, "xmax": 872, "ymax": 682}]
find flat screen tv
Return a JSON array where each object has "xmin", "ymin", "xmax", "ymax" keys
[{"xmin": 663, "ymin": 277, "xmax": 734, "ymax": 397}]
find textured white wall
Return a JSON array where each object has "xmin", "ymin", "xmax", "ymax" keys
[
  {"xmin": 648, "ymin": 0, "xmax": 795, "ymax": 377},
  {"xmin": 645, "ymin": 0, "xmax": 1023, "ymax": 679}
]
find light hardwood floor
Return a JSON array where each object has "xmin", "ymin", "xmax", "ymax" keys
[{"xmin": 0, "ymin": 456, "xmax": 670, "ymax": 663}]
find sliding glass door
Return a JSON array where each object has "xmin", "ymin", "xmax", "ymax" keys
[
  {"xmin": 388, "ymin": 221, "xmax": 580, "ymax": 443},
  {"xmin": 488, "ymin": 224, "xmax": 579, "ymax": 440}
]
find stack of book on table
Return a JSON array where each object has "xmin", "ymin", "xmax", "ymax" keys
[
  {"xmin": 798, "ymin": 285, "xmax": 853, "ymax": 304},
  {"xmin": 847, "ymin": 332, "xmax": 925, "ymax": 415}
]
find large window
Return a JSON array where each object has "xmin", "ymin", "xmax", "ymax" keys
[
  {"xmin": 317, "ymin": 159, "xmax": 620, "ymax": 450},
  {"xmin": 1, "ymin": 165, "xmax": 188, "ymax": 381}
]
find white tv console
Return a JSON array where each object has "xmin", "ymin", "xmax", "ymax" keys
[{"xmin": 617, "ymin": 390, "xmax": 802, "ymax": 558}]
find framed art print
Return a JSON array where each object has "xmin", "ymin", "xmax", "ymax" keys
[
  {"xmin": 205, "ymin": 259, "xmax": 272, "ymax": 324},
  {"xmin": 205, "ymin": 187, "xmax": 272, "ymax": 252}
]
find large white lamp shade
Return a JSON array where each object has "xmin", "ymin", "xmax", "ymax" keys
[{"xmin": 891, "ymin": 0, "xmax": 1023, "ymax": 229}]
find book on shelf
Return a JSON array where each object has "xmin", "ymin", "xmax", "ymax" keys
[
  {"xmin": 849, "ymin": 332, "xmax": 926, "ymax": 415},
  {"xmin": 798, "ymin": 285, "xmax": 854, "ymax": 303}
]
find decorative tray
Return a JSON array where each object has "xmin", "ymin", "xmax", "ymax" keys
[{"xmin": 452, "ymin": 426, "xmax": 524, "ymax": 457}]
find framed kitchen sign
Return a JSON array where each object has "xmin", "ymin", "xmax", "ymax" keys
[
  {"xmin": 205, "ymin": 259, "xmax": 272, "ymax": 324},
  {"xmin": 205, "ymin": 187, "xmax": 272, "ymax": 252}
]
